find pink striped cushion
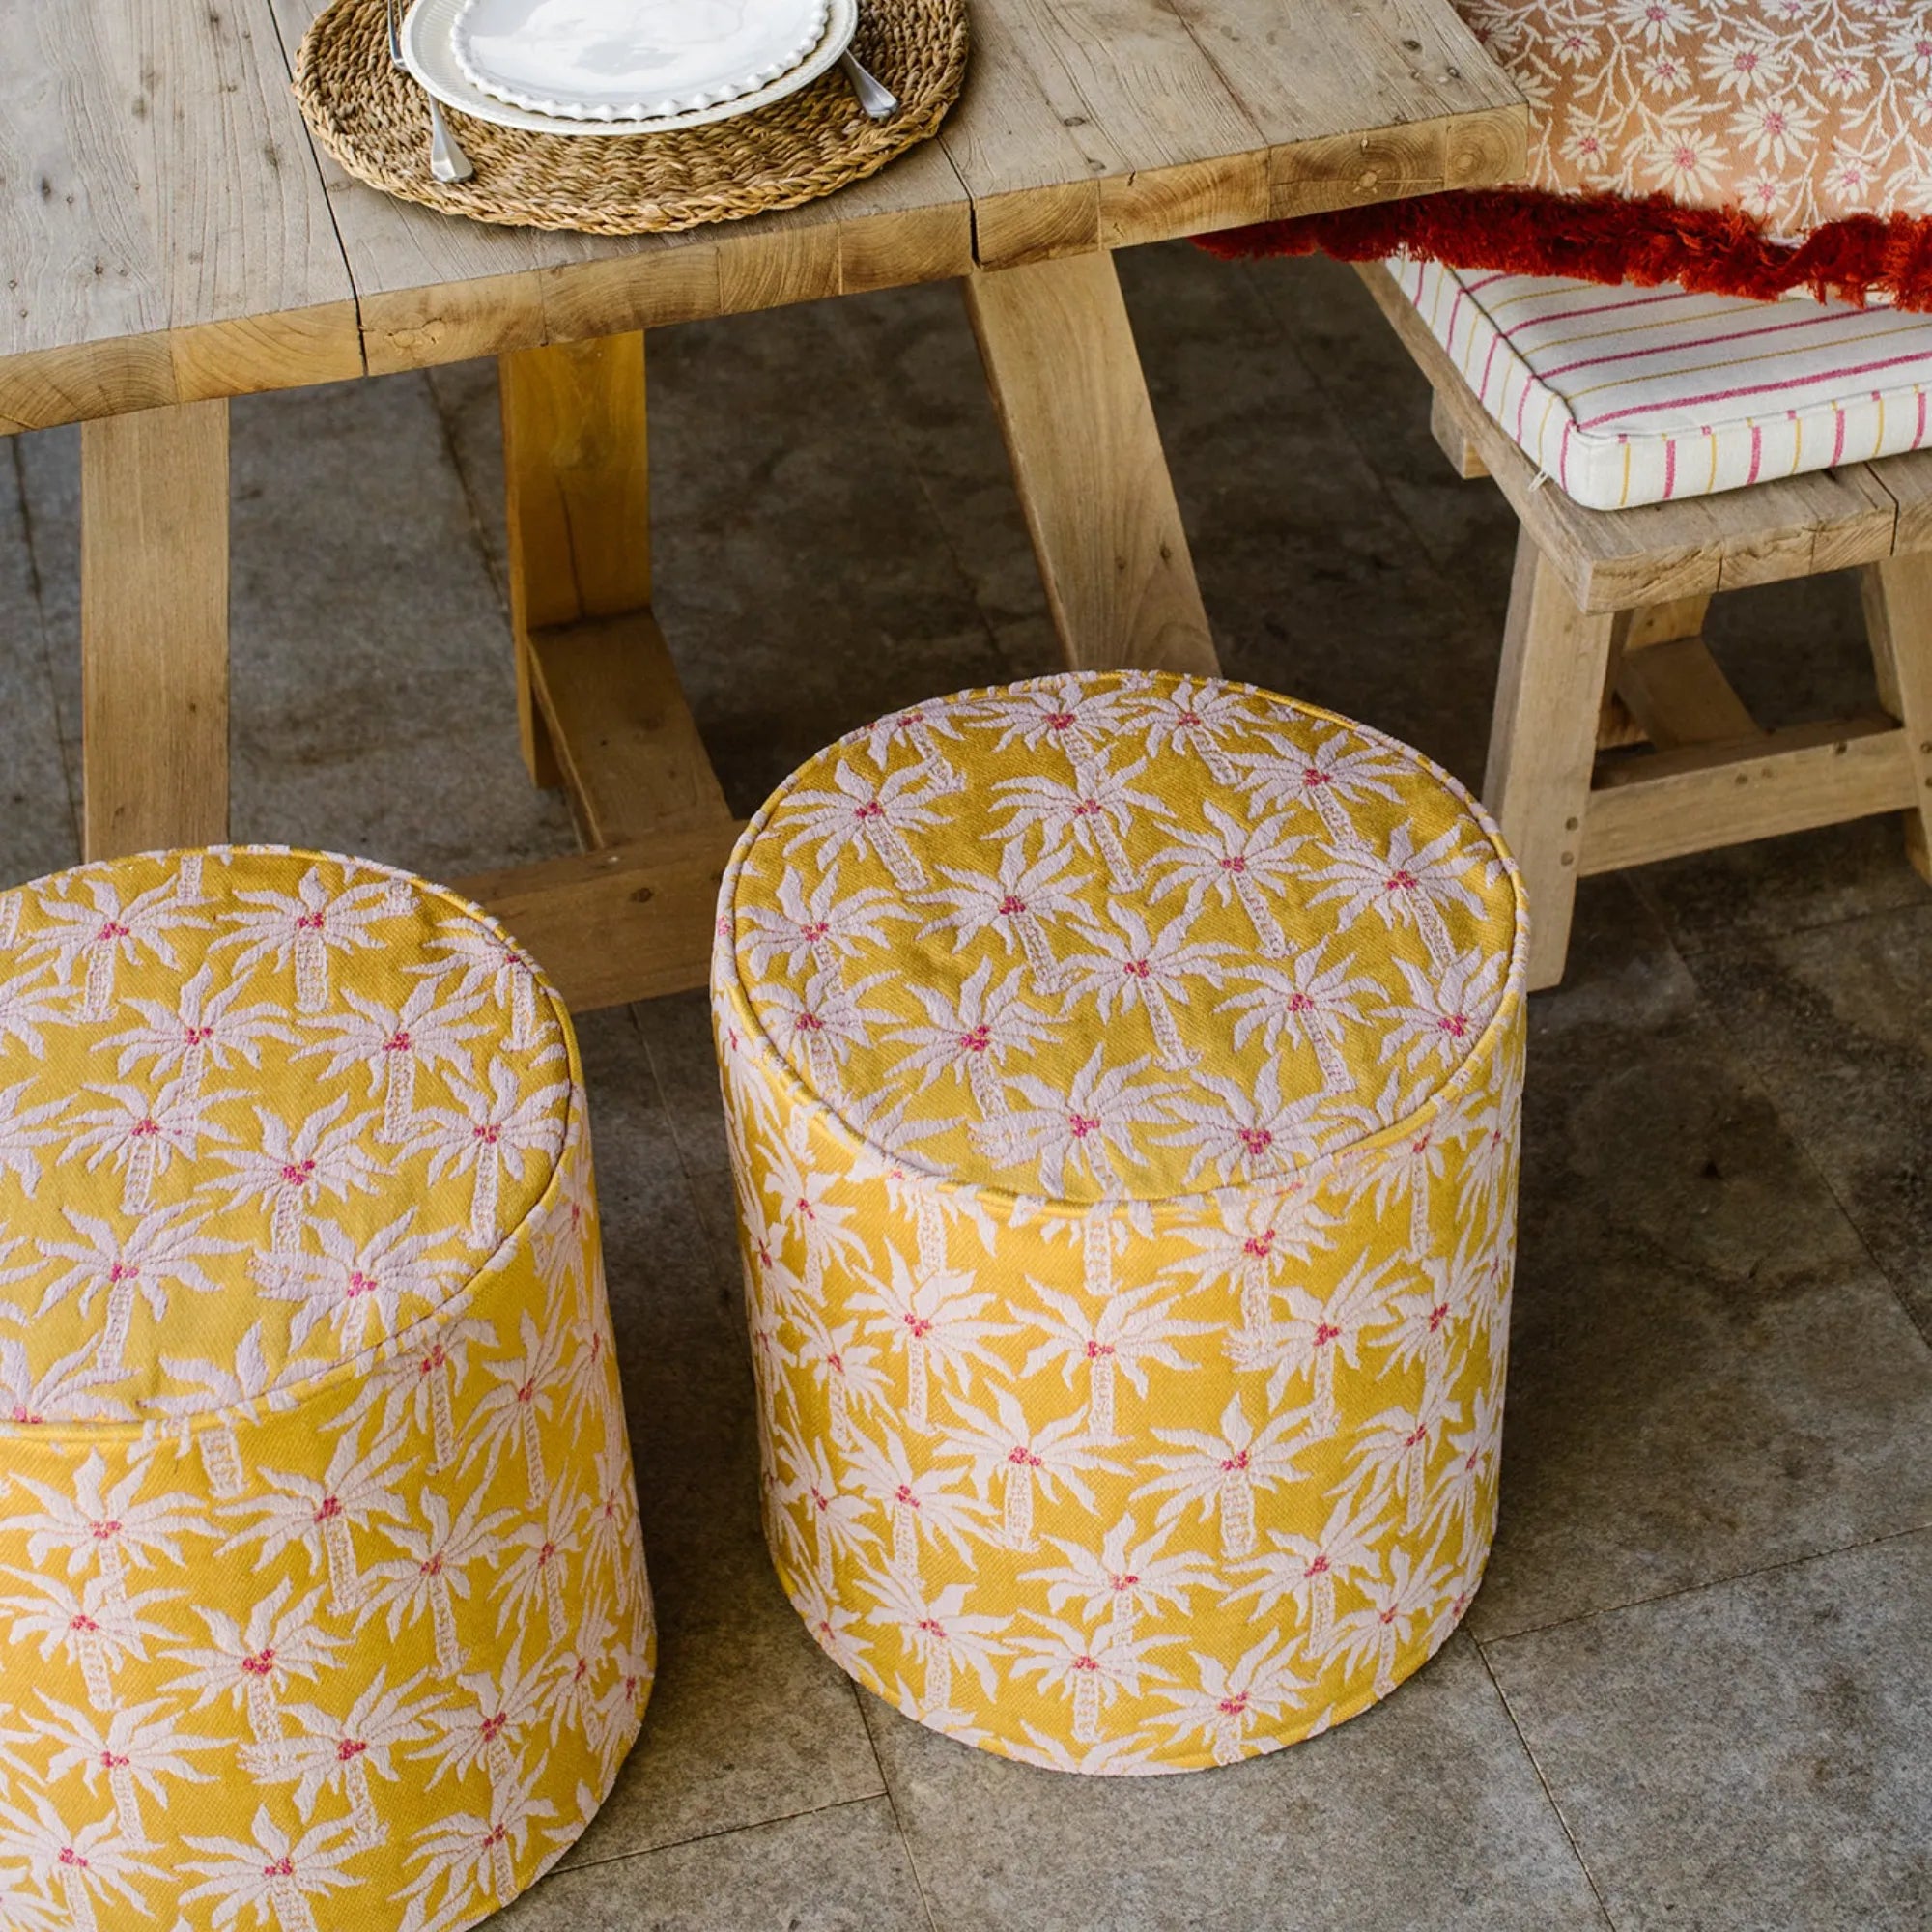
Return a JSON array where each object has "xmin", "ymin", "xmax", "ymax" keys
[{"xmin": 1395, "ymin": 257, "xmax": 1932, "ymax": 510}]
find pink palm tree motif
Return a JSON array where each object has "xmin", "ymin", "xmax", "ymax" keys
[
  {"xmin": 1219, "ymin": 942, "xmax": 1379, "ymax": 1094},
  {"xmin": 13, "ymin": 1448, "xmax": 202, "ymax": 1608},
  {"xmin": 970, "ymin": 1043, "xmax": 1175, "ymax": 1197},
  {"xmin": 1148, "ymin": 801, "xmax": 1308, "ymax": 956},
  {"xmin": 531, "ymin": 1133, "xmax": 598, "ymax": 1299},
  {"xmin": 941, "ymin": 1389, "xmax": 1122, "ymax": 1552},
  {"xmin": 61, "ymin": 1076, "xmax": 234, "ymax": 1216},
  {"xmin": 0, "ymin": 1869, "xmax": 54, "ymax": 1931},
  {"xmin": 411, "ymin": 922, "xmax": 542, "ymax": 1052},
  {"xmin": 862, "ymin": 700, "xmax": 969, "ymax": 792},
  {"xmin": 781, "ymin": 758, "xmax": 945, "ymax": 891},
  {"xmin": 888, "ymin": 957, "xmax": 1058, "ymax": 1117},
  {"xmin": 1014, "ymin": 1721, "xmax": 1164, "ymax": 1775},
  {"xmin": 368, "ymin": 1490, "xmax": 518, "ymax": 1678},
  {"xmin": 494, "ymin": 1482, "xmax": 583, "ymax": 1644},
  {"xmin": 399, "ymin": 1776, "xmax": 554, "ymax": 1927},
  {"xmin": 547, "ymin": 1605, "xmax": 615, "ymax": 1758},
  {"xmin": 1379, "ymin": 948, "xmax": 1506, "ymax": 1077},
  {"xmin": 1158, "ymin": 1058, "xmax": 1328, "ymax": 1189},
  {"xmin": 771, "ymin": 1427, "xmax": 877, "ymax": 1596},
  {"xmin": 755, "ymin": 963, "xmax": 894, "ymax": 1108},
  {"xmin": 349, "ymin": 1315, "xmax": 488, "ymax": 1472},
  {"xmin": 1134, "ymin": 1392, "xmax": 1312, "ymax": 1560},
  {"xmin": 101, "ymin": 961, "xmax": 287, "ymax": 1103},
  {"xmin": 1059, "ymin": 899, "xmax": 1233, "ymax": 1070},
  {"xmin": 739, "ymin": 861, "xmax": 908, "ymax": 977},
  {"xmin": 1345, "ymin": 1385, "xmax": 1459, "ymax": 1529},
  {"xmin": 29, "ymin": 1694, "xmax": 219, "ymax": 1846},
  {"xmin": 1229, "ymin": 1252, "xmax": 1406, "ymax": 1425},
  {"xmin": 844, "ymin": 1427, "xmax": 986, "ymax": 1582},
  {"xmin": 218, "ymin": 864, "xmax": 393, "ymax": 1014},
  {"xmin": 23, "ymin": 872, "xmax": 209, "ymax": 1019},
  {"xmin": 34, "ymin": 1204, "xmax": 242, "ymax": 1376},
  {"xmin": 257, "ymin": 1667, "xmax": 442, "ymax": 1848},
  {"xmin": 461, "ymin": 1310, "xmax": 567, "ymax": 1493},
  {"xmin": 203, "ymin": 1093, "xmax": 381, "ymax": 1253},
  {"xmin": 1425, "ymin": 1378, "xmax": 1504, "ymax": 1556},
  {"xmin": 293, "ymin": 979, "xmax": 490, "ymax": 1141},
  {"xmin": 1332, "ymin": 1547, "xmax": 1453, "ymax": 1697},
  {"xmin": 0, "ymin": 1793, "xmax": 164, "ymax": 1932},
  {"xmin": 181, "ymin": 1805, "xmax": 362, "ymax": 1932},
  {"xmin": 1230, "ymin": 1491, "xmax": 1385, "ymax": 1658},
  {"xmin": 0, "ymin": 1337, "xmax": 128, "ymax": 1427},
  {"xmin": 1009, "ymin": 1614, "xmax": 1173, "ymax": 1745},
  {"xmin": 1023, "ymin": 1516, "xmax": 1216, "ymax": 1642},
  {"xmin": 250, "ymin": 1208, "xmax": 468, "ymax": 1358},
  {"xmin": 914, "ymin": 839, "xmax": 1087, "ymax": 994},
  {"xmin": 0, "ymin": 1575, "xmax": 178, "ymax": 1709},
  {"xmin": 792, "ymin": 1311, "xmax": 890, "ymax": 1452},
  {"xmin": 0, "ymin": 965, "xmax": 72, "ymax": 1058},
  {"xmin": 1373, "ymin": 1258, "xmax": 1463, "ymax": 1405},
  {"xmin": 593, "ymin": 1629, "xmax": 654, "ymax": 1763},
  {"xmin": 758, "ymin": 1128, "xmax": 868, "ymax": 1301},
  {"xmin": 0, "ymin": 1079, "xmax": 66, "ymax": 1199},
  {"xmin": 1457, "ymin": 1082, "xmax": 1520, "ymax": 1229},
  {"xmin": 1125, "ymin": 673, "xmax": 1252, "ymax": 781},
  {"xmin": 1331, "ymin": 1077, "xmax": 1452, "ymax": 1253},
  {"xmin": 787, "ymin": 1576, "xmax": 868, "ymax": 1680},
  {"xmin": 1154, "ymin": 1631, "xmax": 1310, "ymax": 1766},
  {"xmin": 852, "ymin": 1247, "xmax": 1004, "ymax": 1434},
  {"xmin": 977, "ymin": 675, "xmax": 1138, "ymax": 774},
  {"xmin": 1017, "ymin": 1279, "xmax": 1211, "ymax": 1442},
  {"xmin": 154, "ymin": 1322, "xmax": 304, "ymax": 1498},
  {"xmin": 1228, "ymin": 727, "xmax": 1409, "ymax": 840},
  {"xmin": 1308, "ymin": 822, "xmax": 1488, "ymax": 969},
  {"xmin": 419, "ymin": 1637, "xmax": 553, "ymax": 1797},
  {"xmin": 167, "ymin": 1579, "xmax": 345, "ymax": 1752},
  {"xmin": 219, "ymin": 1425, "xmax": 409, "ymax": 1615},
  {"xmin": 864, "ymin": 1568, "xmax": 1005, "ymax": 1715},
  {"xmin": 1169, "ymin": 1184, "xmax": 1338, "ymax": 1336},
  {"xmin": 583, "ymin": 1438, "xmax": 647, "ymax": 1616},
  {"xmin": 405, "ymin": 1060, "xmax": 568, "ymax": 1247},
  {"xmin": 989, "ymin": 755, "xmax": 1166, "ymax": 895}
]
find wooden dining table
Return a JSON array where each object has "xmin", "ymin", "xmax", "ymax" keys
[{"xmin": 3, "ymin": 0, "xmax": 1523, "ymax": 1010}]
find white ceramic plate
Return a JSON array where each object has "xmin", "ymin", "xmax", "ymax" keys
[
  {"xmin": 454, "ymin": 0, "xmax": 827, "ymax": 121},
  {"xmin": 401, "ymin": 0, "xmax": 857, "ymax": 137}
]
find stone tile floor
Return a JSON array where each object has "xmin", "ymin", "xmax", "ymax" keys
[{"xmin": 5, "ymin": 244, "xmax": 1931, "ymax": 1929}]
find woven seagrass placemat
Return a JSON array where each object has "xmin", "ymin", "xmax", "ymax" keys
[{"xmin": 295, "ymin": 0, "xmax": 968, "ymax": 235}]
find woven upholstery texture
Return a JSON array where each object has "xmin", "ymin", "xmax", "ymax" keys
[
  {"xmin": 0, "ymin": 847, "xmax": 652, "ymax": 1931},
  {"xmin": 713, "ymin": 673, "xmax": 1527, "ymax": 1772},
  {"xmin": 1391, "ymin": 253, "xmax": 1932, "ymax": 507}
]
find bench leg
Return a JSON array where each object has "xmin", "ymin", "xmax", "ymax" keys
[
  {"xmin": 1484, "ymin": 528, "xmax": 1619, "ymax": 990},
  {"xmin": 80, "ymin": 398, "xmax": 230, "ymax": 861},
  {"xmin": 962, "ymin": 251, "xmax": 1218, "ymax": 676},
  {"xmin": 1860, "ymin": 554, "xmax": 1932, "ymax": 883}
]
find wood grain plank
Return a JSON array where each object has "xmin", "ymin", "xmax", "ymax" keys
[
  {"xmin": 456, "ymin": 825, "xmax": 743, "ymax": 1013},
  {"xmin": 527, "ymin": 611, "xmax": 733, "ymax": 846},
  {"xmin": 0, "ymin": 0, "xmax": 360, "ymax": 428},
  {"xmin": 1582, "ymin": 719, "xmax": 1916, "ymax": 874},
  {"xmin": 964, "ymin": 251, "xmax": 1218, "ymax": 675},
  {"xmin": 1859, "ymin": 554, "xmax": 1932, "ymax": 881},
  {"xmin": 1484, "ymin": 529, "xmax": 1618, "ymax": 989},
  {"xmin": 80, "ymin": 399, "xmax": 230, "ymax": 858},
  {"xmin": 1613, "ymin": 637, "xmax": 1759, "ymax": 752}
]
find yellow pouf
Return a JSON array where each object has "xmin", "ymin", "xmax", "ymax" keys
[
  {"xmin": 713, "ymin": 672, "xmax": 1526, "ymax": 1773},
  {"xmin": 0, "ymin": 847, "xmax": 652, "ymax": 1926}
]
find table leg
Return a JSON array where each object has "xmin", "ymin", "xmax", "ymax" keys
[
  {"xmin": 962, "ymin": 250, "xmax": 1218, "ymax": 677},
  {"xmin": 469, "ymin": 333, "xmax": 741, "ymax": 1010},
  {"xmin": 80, "ymin": 398, "xmax": 230, "ymax": 860}
]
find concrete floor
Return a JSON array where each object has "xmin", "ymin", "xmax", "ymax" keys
[{"xmin": 6, "ymin": 244, "xmax": 1932, "ymax": 1929}]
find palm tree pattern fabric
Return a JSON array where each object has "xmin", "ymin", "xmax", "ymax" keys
[
  {"xmin": 713, "ymin": 672, "xmax": 1527, "ymax": 1773},
  {"xmin": 0, "ymin": 847, "xmax": 653, "ymax": 1931}
]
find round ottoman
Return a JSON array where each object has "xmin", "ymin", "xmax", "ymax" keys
[
  {"xmin": 0, "ymin": 847, "xmax": 652, "ymax": 1927},
  {"xmin": 713, "ymin": 671, "xmax": 1526, "ymax": 1774}
]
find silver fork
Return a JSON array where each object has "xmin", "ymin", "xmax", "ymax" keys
[{"xmin": 385, "ymin": 0, "xmax": 474, "ymax": 182}]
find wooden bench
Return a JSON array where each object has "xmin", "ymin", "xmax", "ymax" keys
[{"xmin": 1358, "ymin": 262, "xmax": 1932, "ymax": 990}]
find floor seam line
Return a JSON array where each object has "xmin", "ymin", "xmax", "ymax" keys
[
  {"xmin": 1476, "ymin": 1514, "xmax": 1932, "ymax": 1651},
  {"xmin": 554, "ymin": 1790, "xmax": 890, "ymax": 1875}
]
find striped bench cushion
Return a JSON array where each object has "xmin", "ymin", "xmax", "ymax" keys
[{"xmin": 1393, "ymin": 256, "xmax": 1932, "ymax": 511}]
